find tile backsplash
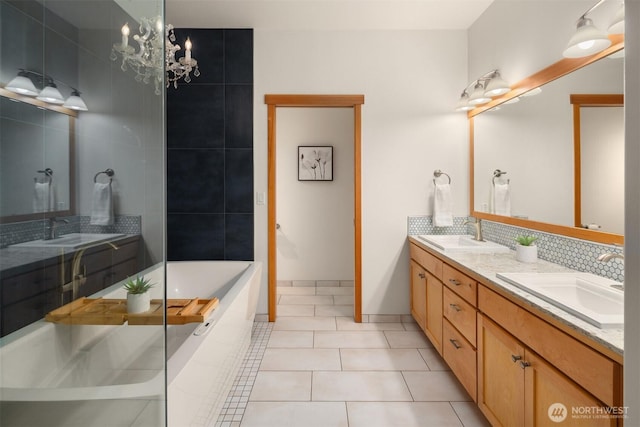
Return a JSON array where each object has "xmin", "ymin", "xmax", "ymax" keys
[
  {"xmin": 408, "ymin": 215, "xmax": 624, "ymax": 282},
  {"xmin": 0, "ymin": 215, "xmax": 141, "ymax": 248}
]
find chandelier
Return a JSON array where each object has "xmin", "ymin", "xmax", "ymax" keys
[{"xmin": 110, "ymin": 17, "xmax": 200, "ymax": 95}]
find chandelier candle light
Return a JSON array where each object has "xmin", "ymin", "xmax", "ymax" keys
[{"xmin": 111, "ymin": 17, "xmax": 200, "ymax": 94}]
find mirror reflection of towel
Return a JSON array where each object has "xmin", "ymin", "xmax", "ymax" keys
[
  {"xmin": 33, "ymin": 182, "xmax": 54, "ymax": 213},
  {"xmin": 90, "ymin": 182, "xmax": 114, "ymax": 225},
  {"xmin": 433, "ymin": 183, "xmax": 454, "ymax": 227},
  {"xmin": 493, "ymin": 183, "xmax": 511, "ymax": 216}
]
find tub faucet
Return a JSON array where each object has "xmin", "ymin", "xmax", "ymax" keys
[
  {"xmin": 47, "ymin": 217, "xmax": 69, "ymax": 240},
  {"xmin": 463, "ymin": 218, "xmax": 483, "ymax": 241}
]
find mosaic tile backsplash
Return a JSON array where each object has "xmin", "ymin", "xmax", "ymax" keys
[
  {"xmin": 408, "ymin": 215, "xmax": 624, "ymax": 282},
  {"xmin": 0, "ymin": 215, "xmax": 142, "ymax": 248}
]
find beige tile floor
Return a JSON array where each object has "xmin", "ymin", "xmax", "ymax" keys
[{"xmin": 223, "ymin": 281, "xmax": 491, "ymax": 427}]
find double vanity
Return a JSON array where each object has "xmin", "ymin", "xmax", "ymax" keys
[{"xmin": 409, "ymin": 234, "xmax": 623, "ymax": 427}]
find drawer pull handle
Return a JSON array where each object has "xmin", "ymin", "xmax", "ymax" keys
[
  {"xmin": 449, "ymin": 279, "xmax": 461, "ymax": 286},
  {"xmin": 418, "ymin": 273, "xmax": 426, "ymax": 279},
  {"xmin": 449, "ymin": 303, "xmax": 461, "ymax": 312},
  {"xmin": 449, "ymin": 339, "xmax": 462, "ymax": 350},
  {"xmin": 519, "ymin": 360, "xmax": 531, "ymax": 369},
  {"xmin": 511, "ymin": 355, "xmax": 522, "ymax": 363}
]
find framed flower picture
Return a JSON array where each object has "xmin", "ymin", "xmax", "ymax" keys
[{"xmin": 298, "ymin": 146, "xmax": 333, "ymax": 181}]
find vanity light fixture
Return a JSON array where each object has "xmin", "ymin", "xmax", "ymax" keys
[
  {"xmin": 455, "ymin": 69, "xmax": 511, "ymax": 111},
  {"xmin": 5, "ymin": 70, "xmax": 38, "ymax": 96},
  {"xmin": 36, "ymin": 79, "xmax": 65, "ymax": 104},
  {"xmin": 110, "ymin": 17, "xmax": 200, "ymax": 95},
  {"xmin": 468, "ymin": 82, "xmax": 492, "ymax": 105},
  {"xmin": 562, "ymin": 0, "xmax": 624, "ymax": 58},
  {"xmin": 455, "ymin": 91, "xmax": 475, "ymax": 112},
  {"xmin": 4, "ymin": 69, "xmax": 89, "ymax": 111},
  {"xmin": 63, "ymin": 89, "xmax": 89, "ymax": 111}
]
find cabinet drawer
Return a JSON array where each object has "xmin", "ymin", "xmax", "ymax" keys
[
  {"xmin": 443, "ymin": 319, "xmax": 477, "ymax": 401},
  {"xmin": 443, "ymin": 287, "xmax": 476, "ymax": 346},
  {"xmin": 442, "ymin": 264, "xmax": 477, "ymax": 306},
  {"xmin": 410, "ymin": 243, "xmax": 442, "ymax": 279},
  {"xmin": 479, "ymin": 285, "xmax": 622, "ymax": 407}
]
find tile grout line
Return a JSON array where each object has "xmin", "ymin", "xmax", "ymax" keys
[{"xmin": 214, "ymin": 321, "xmax": 273, "ymax": 427}]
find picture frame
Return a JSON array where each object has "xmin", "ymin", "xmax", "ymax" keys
[{"xmin": 298, "ymin": 145, "xmax": 333, "ymax": 181}]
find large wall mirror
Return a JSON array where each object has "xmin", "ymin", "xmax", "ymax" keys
[
  {"xmin": 0, "ymin": 88, "xmax": 76, "ymax": 222},
  {"xmin": 470, "ymin": 35, "xmax": 624, "ymax": 245}
]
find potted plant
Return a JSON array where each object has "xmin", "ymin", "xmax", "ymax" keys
[
  {"xmin": 123, "ymin": 276, "xmax": 155, "ymax": 313},
  {"xmin": 515, "ymin": 235, "xmax": 538, "ymax": 263}
]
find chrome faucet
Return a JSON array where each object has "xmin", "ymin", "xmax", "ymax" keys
[
  {"xmin": 47, "ymin": 217, "xmax": 69, "ymax": 240},
  {"xmin": 597, "ymin": 252, "xmax": 624, "ymax": 291},
  {"xmin": 597, "ymin": 253, "xmax": 624, "ymax": 262},
  {"xmin": 463, "ymin": 218, "xmax": 484, "ymax": 241},
  {"xmin": 60, "ymin": 241, "xmax": 119, "ymax": 301}
]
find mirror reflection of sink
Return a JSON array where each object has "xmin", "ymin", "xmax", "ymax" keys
[
  {"xmin": 496, "ymin": 272, "xmax": 623, "ymax": 329},
  {"xmin": 416, "ymin": 235, "xmax": 510, "ymax": 253},
  {"xmin": 11, "ymin": 233, "xmax": 126, "ymax": 250}
]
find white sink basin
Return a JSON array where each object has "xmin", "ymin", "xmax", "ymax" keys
[
  {"xmin": 11, "ymin": 233, "xmax": 126, "ymax": 250},
  {"xmin": 416, "ymin": 235, "xmax": 510, "ymax": 253},
  {"xmin": 496, "ymin": 272, "xmax": 623, "ymax": 329}
]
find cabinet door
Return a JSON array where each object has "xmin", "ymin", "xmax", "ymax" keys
[
  {"xmin": 410, "ymin": 260, "xmax": 427, "ymax": 331},
  {"xmin": 425, "ymin": 271, "xmax": 443, "ymax": 355},
  {"xmin": 478, "ymin": 314, "xmax": 525, "ymax": 427},
  {"xmin": 524, "ymin": 350, "xmax": 616, "ymax": 427}
]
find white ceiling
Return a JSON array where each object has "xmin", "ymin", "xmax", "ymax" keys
[{"xmin": 164, "ymin": 0, "xmax": 495, "ymax": 30}]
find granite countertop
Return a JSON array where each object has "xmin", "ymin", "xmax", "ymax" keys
[
  {"xmin": 0, "ymin": 234, "xmax": 139, "ymax": 275},
  {"xmin": 408, "ymin": 235, "xmax": 624, "ymax": 359}
]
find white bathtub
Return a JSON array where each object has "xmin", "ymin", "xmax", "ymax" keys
[{"xmin": 0, "ymin": 261, "xmax": 262, "ymax": 427}]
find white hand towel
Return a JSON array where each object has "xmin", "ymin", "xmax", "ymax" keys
[
  {"xmin": 493, "ymin": 183, "xmax": 511, "ymax": 216},
  {"xmin": 90, "ymin": 182, "xmax": 114, "ymax": 225},
  {"xmin": 433, "ymin": 183, "xmax": 454, "ymax": 227},
  {"xmin": 33, "ymin": 182, "xmax": 54, "ymax": 213}
]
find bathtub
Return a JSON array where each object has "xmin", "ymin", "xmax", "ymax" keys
[{"xmin": 0, "ymin": 260, "xmax": 262, "ymax": 427}]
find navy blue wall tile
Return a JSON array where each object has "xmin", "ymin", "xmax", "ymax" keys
[
  {"xmin": 225, "ymin": 149, "xmax": 253, "ymax": 213},
  {"xmin": 167, "ymin": 84, "xmax": 225, "ymax": 149},
  {"xmin": 167, "ymin": 214, "xmax": 225, "ymax": 260},
  {"xmin": 167, "ymin": 29, "xmax": 254, "ymax": 262},
  {"xmin": 172, "ymin": 28, "xmax": 224, "ymax": 84},
  {"xmin": 225, "ymin": 29, "xmax": 253, "ymax": 84},
  {"xmin": 225, "ymin": 214, "xmax": 254, "ymax": 260},
  {"xmin": 225, "ymin": 84, "xmax": 253, "ymax": 149},
  {"xmin": 167, "ymin": 149, "xmax": 224, "ymax": 213}
]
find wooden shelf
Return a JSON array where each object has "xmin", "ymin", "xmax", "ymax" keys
[{"xmin": 45, "ymin": 297, "xmax": 219, "ymax": 325}]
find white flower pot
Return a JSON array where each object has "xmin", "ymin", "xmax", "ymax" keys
[
  {"xmin": 516, "ymin": 244, "xmax": 538, "ymax": 263},
  {"xmin": 127, "ymin": 292, "xmax": 150, "ymax": 314}
]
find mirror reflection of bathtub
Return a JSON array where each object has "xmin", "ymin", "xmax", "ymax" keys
[{"xmin": 0, "ymin": 261, "xmax": 262, "ymax": 427}]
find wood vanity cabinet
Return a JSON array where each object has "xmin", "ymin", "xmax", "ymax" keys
[
  {"xmin": 478, "ymin": 315, "xmax": 615, "ymax": 427},
  {"xmin": 408, "ymin": 238, "xmax": 623, "ymax": 427},
  {"xmin": 409, "ymin": 244, "xmax": 443, "ymax": 354}
]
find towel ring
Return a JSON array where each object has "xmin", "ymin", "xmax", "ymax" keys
[
  {"xmin": 492, "ymin": 169, "xmax": 509, "ymax": 185},
  {"xmin": 35, "ymin": 168, "xmax": 53, "ymax": 184},
  {"xmin": 94, "ymin": 168, "xmax": 115, "ymax": 183},
  {"xmin": 433, "ymin": 169, "xmax": 451, "ymax": 185}
]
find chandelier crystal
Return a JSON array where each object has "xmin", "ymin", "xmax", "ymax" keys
[{"xmin": 110, "ymin": 16, "xmax": 200, "ymax": 95}]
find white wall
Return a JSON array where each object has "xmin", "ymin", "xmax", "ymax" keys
[
  {"xmin": 254, "ymin": 29, "xmax": 469, "ymax": 314},
  {"xmin": 276, "ymin": 108, "xmax": 354, "ymax": 280},
  {"xmin": 581, "ymin": 107, "xmax": 624, "ymax": 234}
]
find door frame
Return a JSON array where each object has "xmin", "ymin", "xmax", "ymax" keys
[{"xmin": 265, "ymin": 94, "xmax": 364, "ymax": 322}]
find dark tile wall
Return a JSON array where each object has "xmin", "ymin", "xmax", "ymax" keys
[{"xmin": 167, "ymin": 29, "xmax": 254, "ymax": 261}]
